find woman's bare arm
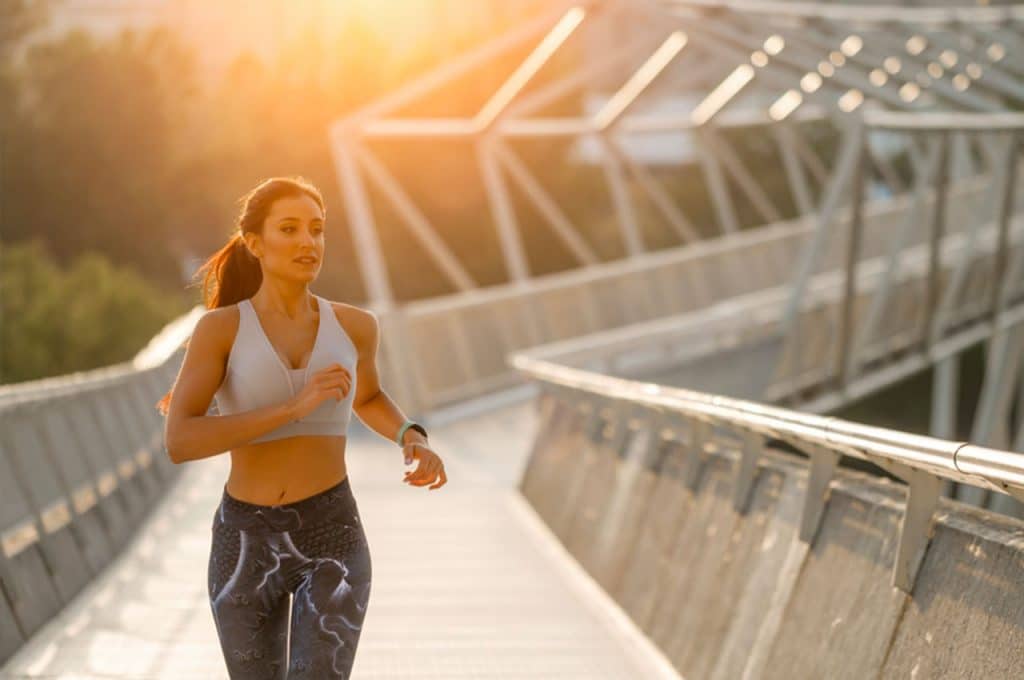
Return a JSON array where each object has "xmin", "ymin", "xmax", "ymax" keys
[
  {"xmin": 163, "ymin": 308, "xmax": 298, "ymax": 464},
  {"xmin": 343, "ymin": 305, "xmax": 427, "ymax": 448}
]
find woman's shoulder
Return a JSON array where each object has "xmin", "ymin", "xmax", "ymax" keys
[
  {"xmin": 322, "ymin": 299, "xmax": 379, "ymax": 353},
  {"xmin": 201, "ymin": 301, "xmax": 243, "ymax": 334},
  {"xmin": 189, "ymin": 302, "xmax": 242, "ymax": 360}
]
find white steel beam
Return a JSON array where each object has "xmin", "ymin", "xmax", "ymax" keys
[
  {"xmin": 772, "ymin": 123, "xmax": 815, "ymax": 215},
  {"xmin": 594, "ymin": 31, "xmax": 689, "ymax": 130},
  {"xmin": 330, "ymin": 137, "xmax": 394, "ymax": 307},
  {"xmin": 352, "ymin": 143, "xmax": 478, "ymax": 292},
  {"xmin": 596, "ymin": 134, "xmax": 646, "ymax": 256},
  {"xmin": 694, "ymin": 129, "xmax": 740, "ymax": 234},
  {"xmin": 699, "ymin": 126, "xmax": 784, "ymax": 224},
  {"xmin": 477, "ymin": 136, "xmax": 532, "ymax": 281},
  {"xmin": 333, "ymin": 1, "xmax": 593, "ymax": 134},
  {"xmin": 490, "ymin": 138, "xmax": 601, "ymax": 266},
  {"xmin": 475, "ymin": 6, "xmax": 588, "ymax": 131},
  {"xmin": 605, "ymin": 136, "xmax": 701, "ymax": 244}
]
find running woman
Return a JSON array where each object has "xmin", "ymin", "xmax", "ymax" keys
[{"xmin": 157, "ymin": 176, "xmax": 447, "ymax": 679}]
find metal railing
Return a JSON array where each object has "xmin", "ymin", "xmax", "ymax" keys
[
  {"xmin": 373, "ymin": 159, "xmax": 1007, "ymax": 414},
  {"xmin": 507, "ymin": 114, "xmax": 1024, "ymax": 593},
  {"xmin": 510, "ymin": 350, "xmax": 1024, "ymax": 592},
  {"xmin": 502, "ymin": 181, "xmax": 1024, "ymax": 398},
  {"xmin": 0, "ymin": 313, "xmax": 188, "ymax": 663}
]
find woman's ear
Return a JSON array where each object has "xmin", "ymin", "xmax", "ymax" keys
[{"xmin": 242, "ymin": 233, "xmax": 260, "ymax": 259}]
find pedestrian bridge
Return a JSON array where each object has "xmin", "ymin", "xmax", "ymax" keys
[
  {"xmin": 0, "ymin": 389, "xmax": 682, "ymax": 679},
  {"xmin": 4, "ymin": 1, "xmax": 1024, "ymax": 677}
]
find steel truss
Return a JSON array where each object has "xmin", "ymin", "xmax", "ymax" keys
[
  {"xmin": 329, "ymin": 2, "xmax": 1024, "ymax": 481},
  {"xmin": 330, "ymin": 0, "xmax": 1023, "ymax": 310}
]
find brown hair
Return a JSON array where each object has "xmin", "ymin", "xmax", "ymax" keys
[{"xmin": 155, "ymin": 176, "xmax": 326, "ymax": 416}]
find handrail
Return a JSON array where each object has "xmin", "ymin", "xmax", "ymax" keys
[
  {"xmin": 862, "ymin": 110, "xmax": 1024, "ymax": 132},
  {"xmin": 665, "ymin": 0, "xmax": 1024, "ymax": 25},
  {"xmin": 510, "ymin": 350, "xmax": 1024, "ymax": 591},
  {"xmin": 132, "ymin": 303, "xmax": 204, "ymax": 370},
  {"xmin": 511, "ymin": 353, "xmax": 1024, "ymax": 497},
  {"xmin": 385, "ymin": 216, "xmax": 814, "ymax": 316}
]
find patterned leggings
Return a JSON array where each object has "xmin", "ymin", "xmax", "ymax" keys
[{"xmin": 207, "ymin": 476, "xmax": 372, "ymax": 679}]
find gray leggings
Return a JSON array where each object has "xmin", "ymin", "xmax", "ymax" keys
[{"xmin": 207, "ymin": 476, "xmax": 372, "ymax": 679}]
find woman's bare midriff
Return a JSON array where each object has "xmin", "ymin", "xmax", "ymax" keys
[{"xmin": 224, "ymin": 435, "xmax": 349, "ymax": 505}]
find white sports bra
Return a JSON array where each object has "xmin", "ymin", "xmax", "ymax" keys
[{"xmin": 214, "ymin": 294, "xmax": 358, "ymax": 443}]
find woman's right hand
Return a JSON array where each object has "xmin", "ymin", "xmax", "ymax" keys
[{"xmin": 289, "ymin": 363, "xmax": 351, "ymax": 420}]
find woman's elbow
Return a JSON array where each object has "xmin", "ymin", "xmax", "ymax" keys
[
  {"xmin": 164, "ymin": 439, "xmax": 183, "ymax": 465},
  {"xmin": 163, "ymin": 421, "xmax": 187, "ymax": 464}
]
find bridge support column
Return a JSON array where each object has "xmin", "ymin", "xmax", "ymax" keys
[
  {"xmin": 732, "ymin": 430, "xmax": 763, "ymax": 514},
  {"xmin": 798, "ymin": 444, "xmax": 840, "ymax": 543},
  {"xmin": 890, "ymin": 466, "xmax": 942, "ymax": 593},
  {"xmin": 682, "ymin": 418, "xmax": 712, "ymax": 491}
]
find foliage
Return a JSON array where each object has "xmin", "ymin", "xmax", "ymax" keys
[
  {"xmin": 0, "ymin": 239, "xmax": 189, "ymax": 383},
  {"xmin": 4, "ymin": 26, "xmax": 200, "ymax": 284}
]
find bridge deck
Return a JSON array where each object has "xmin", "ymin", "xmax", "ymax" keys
[{"xmin": 0, "ymin": 398, "xmax": 679, "ymax": 679}]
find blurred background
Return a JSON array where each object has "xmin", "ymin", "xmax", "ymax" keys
[
  {"xmin": 2, "ymin": 0, "xmax": 569, "ymax": 382},
  {"xmin": 1, "ymin": 0, "xmax": 822, "ymax": 385}
]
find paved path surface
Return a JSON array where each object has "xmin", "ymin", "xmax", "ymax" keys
[{"xmin": 1, "ymin": 396, "xmax": 680, "ymax": 679}]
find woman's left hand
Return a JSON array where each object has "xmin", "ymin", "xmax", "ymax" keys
[{"xmin": 403, "ymin": 442, "xmax": 447, "ymax": 490}]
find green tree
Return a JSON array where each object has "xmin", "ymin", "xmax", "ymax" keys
[
  {"xmin": 4, "ymin": 25, "xmax": 203, "ymax": 287},
  {"xmin": 0, "ymin": 239, "xmax": 188, "ymax": 383}
]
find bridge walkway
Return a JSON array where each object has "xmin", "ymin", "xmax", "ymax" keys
[{"xmin": 0, "ymin": 397, "xmax": 680, "ymax": 680}]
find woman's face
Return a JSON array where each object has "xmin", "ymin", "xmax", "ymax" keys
[{"xmin": 250, "ymin": 193, "xmax": 325, "ymax": 282}]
